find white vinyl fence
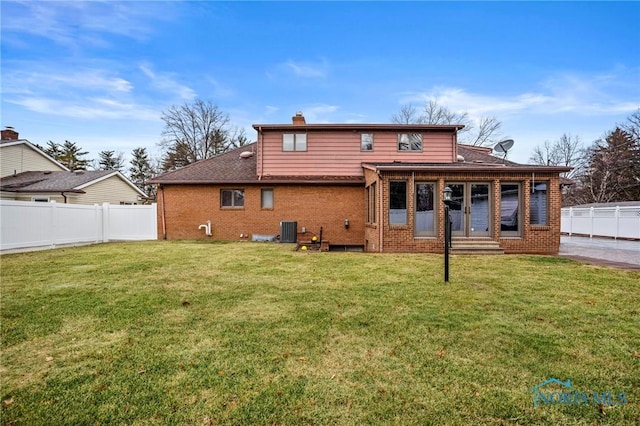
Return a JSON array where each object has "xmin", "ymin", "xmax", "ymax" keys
[
  {"xmin": 0, "ymin": 200, "xmax": 157, "ymax": 253},
  {"xmin": 561, "ymin": 206, "xmax": 640, "ymax": 240}
]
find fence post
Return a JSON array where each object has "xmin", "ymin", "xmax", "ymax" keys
[
  {"xmin": 615, "ymin": 206, "xmax": 620, "ymax": 240},
  {"xmin": 95, "ymin": 204, "xmax": 101, "ymax": 243},
  {"xmin": 102, "ymin": 203, "xmax": 110, "ymax": 242},
  {"xmin": 50, "ymin": 201, "xmax": 57, "ymax": 248},
  {"xmin": 568, "ymin": 207, "xmax": 573, "ymax": 236},
  {"xmin": 589, "ymin": 207, "xmax": 594, "ymax": 238}
]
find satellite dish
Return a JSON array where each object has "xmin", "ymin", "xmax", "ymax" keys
[
  {"xmin": 494, "ymin": 139, "xmax": 514, "ymax": 154},
  {"xmin": 494, "ymin": 139, "xmax": 515, "ymax": 163}
]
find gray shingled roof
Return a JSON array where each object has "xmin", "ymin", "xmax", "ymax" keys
[
  {"xmin": 1, "ymin": 170, "xmax": 117, "ymax": 193},
  {"xmin": 149, "ymin": 142, "xmax": 570, "ymax": 185},
  {"xmin": 150, "ymin": 144, "xmax": 259, "ymax": 184}
]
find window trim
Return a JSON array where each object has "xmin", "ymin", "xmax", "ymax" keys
[
  {"xmin": 282, "ymin": 133, "xmax": 307, "ymax": 152},
  {"xmin": 220, "ymin": 188, "xmax": 245, "ymax": 209},
  {"xmin": 529, "ymin": 180, "xmax": 549, "ymax": 226},
  {"xmin": 414, "ymin": 181, "xmax": 437, "ymax": 237},
  {"xmin": 389, "ymin": 180, "xmax": 408, "ymax": 226},
  {"xmin": 361, "ymin": 133, "xmax": 374, "ymax": 151},
  {"xmin": 261, "ymin": 188, "xmax": 274, "ymax": 210},
  {"xmin": 397, "ymin": 133, "xmax": 423, "ymax": 152},
  {"xmin": 366, "ymin": 182, "xmax": 377, "ymax": 224}
]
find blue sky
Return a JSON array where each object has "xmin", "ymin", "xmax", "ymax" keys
[{"xmin": 2, "ymin": 1, "xmax": 639, "ymax": 165}]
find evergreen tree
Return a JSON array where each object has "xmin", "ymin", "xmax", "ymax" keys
[
  {"xmin": 98, "ymin": 150, "xmax": 125, "ymax": 171},
  {"xmin": 578, "ymin": 128, "xmax": 640, "ymax": 203},
  {"xmin": 43, "ymin": 140, "xmax": 89, "ymax": 170},
  {"xmin": 129, "ymin": 147, "xmax": 156, "ymax": 200}
]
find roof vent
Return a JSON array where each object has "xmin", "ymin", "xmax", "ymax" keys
[
  {"xmin": 239, "ymin": 151, "xmax": 254, "ymax": 159},
  {"xmin": 457, "ymin": 154, "xmax": 465, "ymax": 162},
  {"xmin": 44, "ymin": 171, "xmax": 52, "ymax": 175},
  {"xmin": 74, "ymin": 170, "xmax": 85, "ymax": 175}
]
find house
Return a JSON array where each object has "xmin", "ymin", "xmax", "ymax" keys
[
  {"xmin": 150, "ymin": 113, "xmax": 570, "ymax": 254},
  {"xmin": 1, "ymin": 128, "xmax": 147, "ymax": 204}
]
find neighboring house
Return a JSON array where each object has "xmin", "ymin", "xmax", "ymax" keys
[
  {"xmin": 150, "ymin": 113, "xmax": 570, "ymax": 254},
  {"xmin": 1, "ymin": 128, "xmax": 147, "ymax": 204}
]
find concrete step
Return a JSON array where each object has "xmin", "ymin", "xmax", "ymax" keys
[{"xmin": 451, "ymin": 240, "xmax": 504, "ymax": 255}]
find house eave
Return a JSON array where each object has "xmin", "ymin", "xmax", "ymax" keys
[
  {"xmin": 252, "ymin": 123, "xmax": 465, "ymax": 132},
  {"xmin": 367, "ymin": 163, "xmax": 572, "ymax": 173}
]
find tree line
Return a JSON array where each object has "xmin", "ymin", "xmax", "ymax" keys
[
  {"xmin": 37, "ymin": 98, "xmax": 639, "ymax": 206},
  {"xmin": 393, "ymin": 101, "xmax": 640, "ymax": 206},
  {"xmin": 527, "ymin": 110, "xmax": 640, "ymax": 205}
]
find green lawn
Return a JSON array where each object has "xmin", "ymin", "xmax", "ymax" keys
[{"xmin": 1, "ymin": 241, "xmax": 638, "ymax": 425}]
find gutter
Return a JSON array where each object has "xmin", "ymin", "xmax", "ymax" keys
[{"xmin": 160, "ymin": 186, "xmax": 167, "ymax": 240}]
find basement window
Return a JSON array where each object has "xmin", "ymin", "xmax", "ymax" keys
[{"xmin": 221, "ymin": 189, "xmax": 245, "ymax": 208}]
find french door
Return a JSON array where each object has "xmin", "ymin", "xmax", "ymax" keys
[{"xmin": 446, "ymin": 182, "xmax": 491, "ymax": 237}]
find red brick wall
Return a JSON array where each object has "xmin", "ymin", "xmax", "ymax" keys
[
  {"xmin": 375, "ymin": 171, "xmax": 563, "ymax": 254},
  {"xmin": 157, "ymin": 170, "xmax": 563, "ymax": 254},
  {"xmin": 157, "ymin": 184, "xmax": 365, "ymax": 245}
]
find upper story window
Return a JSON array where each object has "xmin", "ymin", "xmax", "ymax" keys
[
  {"xmin": 283, "ymin": 133, "xmax": 307, "ymax": 151},
  {"xmin": 398, "ymin": 133, "xmax": 423, "ymax": 151},
  {"xmin": 361, "ymin": 133, "xmax": 373, "ymax": 151}
]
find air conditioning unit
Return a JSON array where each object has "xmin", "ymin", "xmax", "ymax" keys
[{"xmin": 280, "ymin": 221, "xmax": 297, "ymax": 243}]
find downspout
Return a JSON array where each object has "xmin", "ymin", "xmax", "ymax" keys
[
  {"xmin": 160, "ymin": 185, "xmax": 167, "ymax": 240},
  {"xmin": 378, "ymin": 170, "xmax": 383, "ymax": 252},
  {"xmin": 258, "ymin": 126, "xmax": 263, "ymax": 180},
  {"xmin": 61, "ymin": 192, "xmax": 67, "ymax": 203}
]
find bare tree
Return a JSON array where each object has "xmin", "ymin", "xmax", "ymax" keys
[
  {"xmin": 529, "ymin": 133, "xmax": 585, "ymax": 179},
  {"xmin": 469, "ymin": 116, "xmax": 502, "ymax": 147},
  {"xmin": 391, "ymin": 100, "xmax": 502, "ymax": 147},
  {"xmin": 159, "ymin": 99, "xmax": 242, "ymax": 171},
  {"xmin": 391, "ymin": 104, "xmax": 424, "ymax": 124}
]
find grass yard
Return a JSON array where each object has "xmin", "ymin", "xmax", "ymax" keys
[{"xmin": 1, "ymin": 241, "xmax": 639, "ymax": 425}]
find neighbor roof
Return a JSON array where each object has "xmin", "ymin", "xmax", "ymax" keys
[{"xmin": 0, "ymin": 169, "xmax": 146, "ymax": 196}]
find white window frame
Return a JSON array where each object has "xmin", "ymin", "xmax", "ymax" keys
[
  {"xmin": 261, "ymin": 188, "xmax": 274, "ymax": 210},
  {"xmin": 283, "ymin": 133, "xmax": 307, "ymax": 151}
]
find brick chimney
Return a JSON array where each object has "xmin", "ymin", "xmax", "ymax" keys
[
  {"xmin": 292, "ymin": 111, "xmax": 306, "ymax": 125},
  {"xmin": 1, "ymin": 127, "xmax": 19, "ymax": 141}
]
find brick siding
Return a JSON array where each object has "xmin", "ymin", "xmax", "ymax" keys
[{"xmin": 157, "ymin": 184, "xmax": 365, "ymax": 245}]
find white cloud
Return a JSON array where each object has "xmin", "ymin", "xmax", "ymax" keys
[
  {"xmin": 1, "ymin": 1, "xmax": 175, "ymax": 49},
  {"xmin": 7, "ymin": 96, "xmax": 158, "ymax": 121},
  {"xmin": 300, "ymin": 104, "xmax": 340, "ymax": 123},
  {"xmin": 269, "ymin": 59, "xmax": 330, "ymax": 80},
  {"xmin": 139, "ymin": 63, "xmax": 196, "ymax": 101},
  {"xmin": 399, "ymin": 68, "xmax": 639, "ymax": 120}
]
